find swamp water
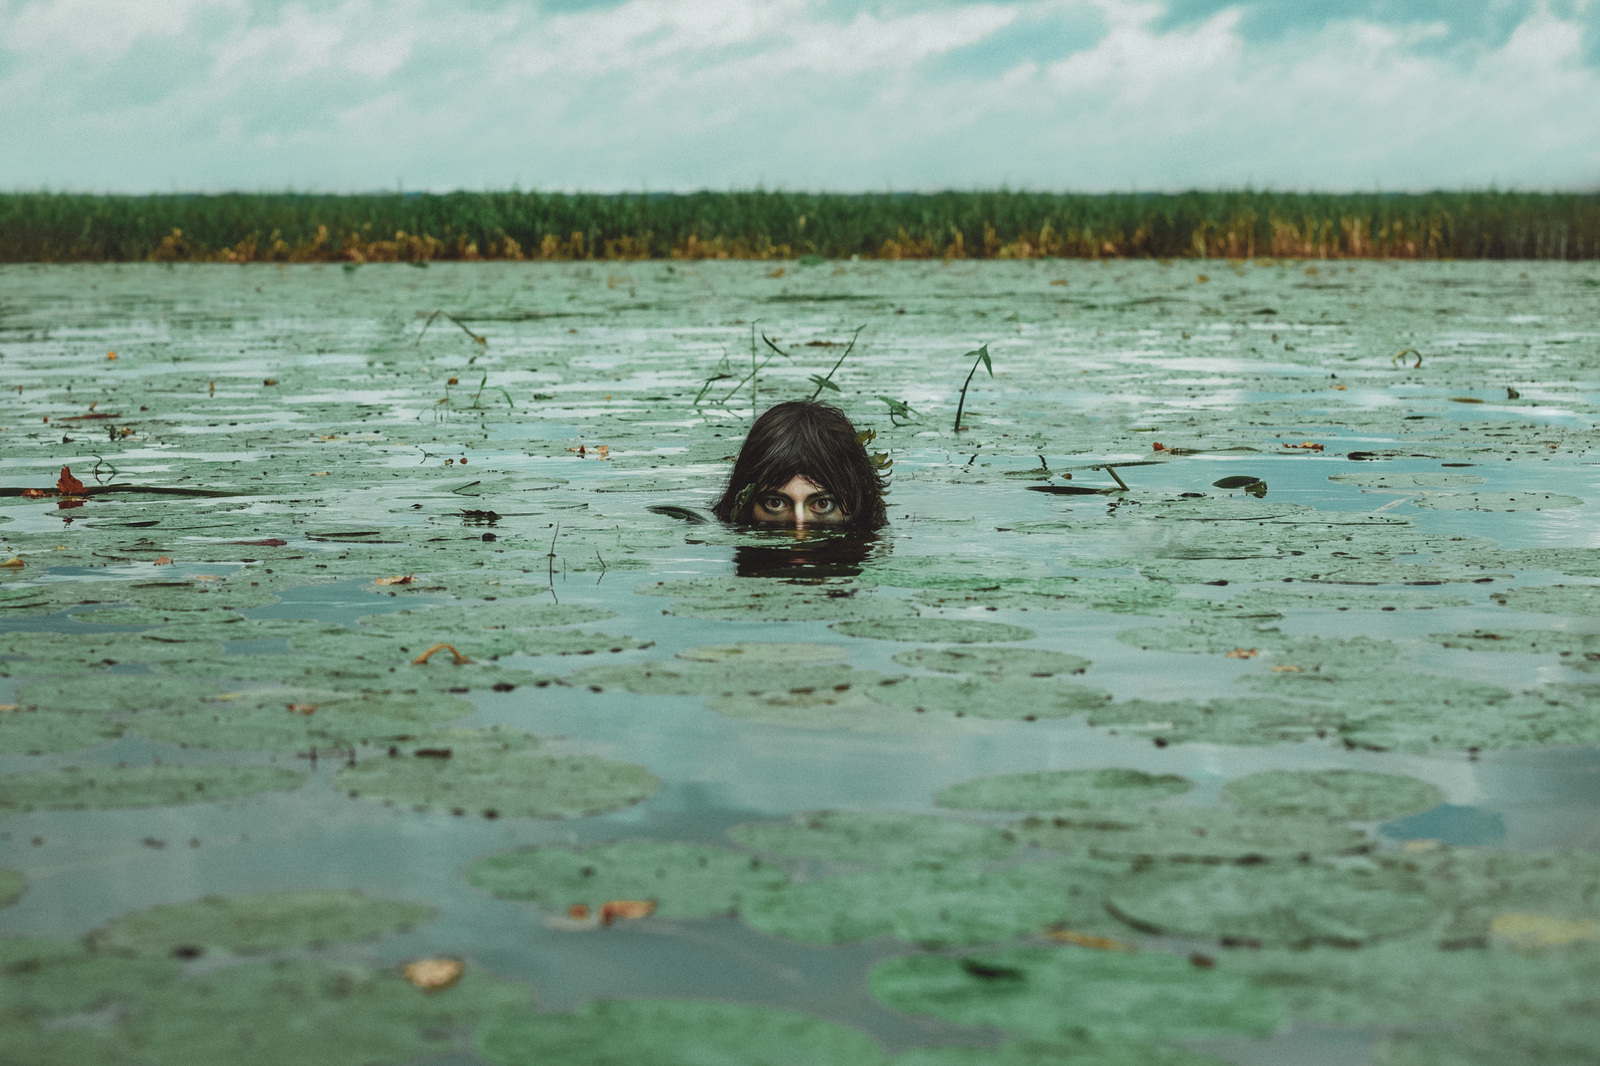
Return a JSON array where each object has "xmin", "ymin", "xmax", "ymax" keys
[{"xmin": 0, "ymin": 259, "xmax": 1598, "ymax": 1065}]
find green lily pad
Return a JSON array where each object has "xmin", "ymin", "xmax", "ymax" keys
[
  {"xmin": 0, "ymin": 765, "xmax": 307, "ymax": 813},
  {"xmin": 334, "ymin": 728, "xmax": 660, "ymax": 819},
  {"xmin": 891, "ymin": 1037, "xmax": 1235, "ymax": 1066},
  {"xmin": 0, "ymin": 710, "xmax": 123, "ymax": 754},
  {"xmin": 868, "ymin": 945, "xmax": 1284, "ymax": 1043},
  {"xmin": 1085, "ymin": 696, "xmax": 1350, "ymax": 747},
  {"xmin": 1107, "ymin": 862, "xmax": 1439, "ymax": 947},
  {"xmin": 0, "ymin": 868, "xmax": 23, "ymax": 908},
  {"xmin": 677, "ymin": 643, "xmax": 847, "ymax": 664},
  {"xmin": 1412, "ymin": 492, "xmax": 1582, "ymax": 511},
  {"xmin": 0, "ymin": 632, "xmax": 224, "ymax": 671},
  {"xmin": 91, "ymin": 889, "xmax": 437, "ymax": 955},
  {"xmin": 638, "ymin": 577, "xmax": 914, "ymax": 623},
  {"xmin": 907, "ymin": 576, "xmax": 1180, "ymax": 616},
  {"xmin": 1491, "ymin": 585, "xmax": 1600, "ymax": 616},
  {"xmin": 1016, "ymin": 808, "xmax": 1368, "ymax": 861},
  {"xmin": 129, "ymin": 689, "xmax": 475, "ymax": 752},
  {"xmin": 1328, "ymin": 472, "xmax": 1487, "ymax": 488},
  {"xmin": 70, "ymin": 607, "xmax": 248, "ymax": 627},
  {"xmin": 0, "ymin": 936, "xmax": 181, "ymax": 1019},
  {"xmin": 1226, "ymin": 939, "xmax": 1600, "ymax": 1027},
  {"xmin": 865, "ymin": 675, "xmax": 1112, "ymax": 720},
  {"xmin": 1376, "ymin": 1006, "xmax": 1600, "ymax": 1066},
  {"xmin": 938, "ymin": 769, "xmax": 1194, "ymax": 813},
  {"xmin": 570, "ymin": 659, "xmax": 896, "ymax": 699},
  {"xmin": 1374, "ymin": 848, "xmax": 1600, "ymax": 943},
  {"xmin": 15, "ymin": 676, "xmax": 220, "ymax": 714},
  {"xmin": 730, "ymin": 811, "xmax": 1018, "ymax": 868},
  {"xmin": 1426, "ymin": 630, "xmax": 1600, "ymax": 657},
  {"xmin": 124, "ymin": 959, "xmax": 532, "ymax": 1066},
  {"xmin": 465, "ymin": 840, "xmax": 787, "ymax": 918},
  {"xmin": 742, "ymin": 857, "xmax": 1125, "ymax": 947},
  {"xmin": 835, "ymin": 618, "xmax": 1036, "ymax": 644},
  {"xmin": 707, "ymin": 684, "xmax": 952, "ymax": 732},
  {"xmin": 1221, "ymin": 770, "xmax": 1443, "ymax": 820},
  {"xmin": 478, "ymin": 998, "xmax": 886, "ymax": 1066},
  {"xmin": 356, "ymin": 601, "xmax": 616, "ymax": 633},
  {"xmin": 1219, "ymin": 587, "xmax": 1471, "ymax": 612},
  {"xmin": 893, "ymin": 647, "xmax": 1091, "ymax": 677}
]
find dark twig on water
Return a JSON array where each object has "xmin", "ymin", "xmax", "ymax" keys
[{"xmin": 417, "ymin": 310, "xmax": 487, "ymax": 348}]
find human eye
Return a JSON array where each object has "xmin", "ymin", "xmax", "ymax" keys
[
  {"xmin": 759, "ymin": 495, "xmax": 790, "ymax": 513},
  {"xmin": 809, "ymin": 496, "xmax": 838, "ymax": 514}
]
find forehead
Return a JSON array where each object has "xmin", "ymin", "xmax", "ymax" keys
[{"xmin": 765, "ymin": 474, "xmax": 831, "ymax": 497}]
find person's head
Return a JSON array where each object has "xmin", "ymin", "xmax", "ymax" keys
[{"xmin": 711, "ymin": 400, "xmax": 887, "ymax": 529}]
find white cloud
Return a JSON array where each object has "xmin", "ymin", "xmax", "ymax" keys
[{"xmin": 0, "ymin": 0, "xmax": 1595, "ymax": 191}]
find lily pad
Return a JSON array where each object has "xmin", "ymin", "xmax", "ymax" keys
[
  {"xmin": 465, "ymin": 840, "xmax": 787, "ymax": 918},
  {"xmin": 1411, "ymin": 492, "xmax": 1582, "ymax": 511},
  {"xmin": 866, "ymin": 675, "xmax": 1112, "ymax": 720},
  {"xmin": 835, "ymin": 618, "xmax": 1036, "ymax": 644},
  {"xmin": 868, "ymin": 945, "xmax": 1284, "ymax": 1043},
  {"xmin": 334, "ymin": 728, "xmax": 660, "ymax": 819},
  {"xmin": 891, "ymin": 1037, "xmax": 1235, "ymax": 1066},
  {"xmin": 1491, "ymin": 585, "xmax": 1600, "ymax": 616},
  {"xmin": 0, "ymin": 936, "xmax": 181, "ymax": 1020},
  {"xmin": 938, "ymin": 769, "xmax": 1194, "ymax": 813},
  {"xmin": 742, "ymin": 857, "xmax": 1124, "ymax": 947},
  {"xmin": 124, "ymin": 959, "xmax": 532, "ymax": 1066},
  {"xmin": 16, "ymin": 676, "xmax": 221, "ymax": 714},
  {"xmin": 638, "ymin": 577, "xmax": 915, "ymax": 623},
  {"xmin": 0, "ymin": 868, "xmax": 23, "ymax": 908},
  {"xmin": 1016, "ymin": 808, "xmax": 1368, "ymax": 861},
  {"xmin": 893, "ymin": 647, "xmax": 1090, "ymax": 677},
  {"xmin": 1085, "ymin": 696, "xmax": 1350, "ymax": 748},
  {"xmin": 1107, "ymin": 862, "xmax": 1439, "ymax": 947},
  {"xmin": 706, "ymin": 684, "xmax": 949, "ymax": 732},
  {"xmin": 1221, "ymin": 769, "xmax": 1444, "ymax": 820},
  {"xmin": 356, "ymin": 602, "xmax": 617, "ymax": 633},
  {"xmin": 677, "ymin": 643, "xmax": 847, "ymax": 664},
  {"xmin": 0, "ymin": 765, "xmax": 306, "ymax": 813},
  {"xmin": 478, "ymin": 999, "xmax": 886, "ymax": 1066},
  {"xmin": 0, "ymin": 709, "xmax": 123, "ymax": 754},
  {"xmin": 1425, "ymin": 629, "xmax": 1600, "ymax": 657},
  {"xmin": 91, "ymin": 889, "xmax": 437, "ymax": 955},
  {"xmin": 729, "ymin": 811, "xmax": 1018, "ymax": 868},
  {"xmin": 129, "ymin": 689, "xmax": 475, "ymax": 752},
  {"xmin": 1328, "ymin": 472, "xmax": 1488, "ymax": 488},
  {"xmin": 70, "ymin": 607, "xmax": 248, "ymax": 627}
]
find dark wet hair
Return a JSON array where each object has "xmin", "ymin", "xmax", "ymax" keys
[{"xmin": 711, "ymin": 400, "xmax": 887, "ymax": 528}]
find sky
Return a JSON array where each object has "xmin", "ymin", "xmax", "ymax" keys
[{"xmin": 3, "ymin": 0, "xmax": 1597, "ymax": 193}]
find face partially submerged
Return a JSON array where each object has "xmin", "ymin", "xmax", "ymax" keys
[{"xmin": 750, "ymin": 474, "xmax": 848, "ymax": 527}]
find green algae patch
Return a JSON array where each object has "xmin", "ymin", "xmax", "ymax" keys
[
  {"xmin": 1107, "ymin": 863, "xmax": 1439, "ymax": 947},
  {"xmin": 1221, "ymin": 770, "xmax": 1443, "ymax": 821},
  {"xmin": 938, "ymin": 769, "xmax": 1193, "ymax": 813},
  {"xmin": 130, "ymin": 689, "xmax": 477, "ymax": 752},
  {"xmin": 836, "ymin": 618, "xmax": 1035, "ymax": 644},
  {"xmin": 465, "ymin": 840, "xmax": 787, "ymax": 918},
  {"xmin": 741, "ymin": 858, "xmax": 1123, "ymax": 947},
  {"xmin": 1017, "ymin": 808, "xmax": 1368, "ymax": 861},
  {"xmin": 677, "ymin": 642, "xmax": 847, "ymax": 664},
  {"xmin": 0, "ymin": 936, "xmax": 181, "ymax": 1020},
  {"xmin": 0, "ymin": 765, "xmax": 306, "ymax": 814},
  {"xmin": 866, "ymin": 675, "xmax": 1112, "ymax": 721},
  {"xmin": 16, "ymin": 676, "xmax": 218, "ymax": 714},
  {"xmin": 334, "ymin": 728, "xmax": 660, "ymax": 819},
  {"xmin": 1491, "ymin": 584, "xmax": 1600, "ymax": 615},
  {"xmin": 124, "ymin": 959, "xmax": 532, "ymax": 1066},
  {"xmin": 894, "ymin": 647, "xmax": 1090, "ymax": 677},
  {"xmin": 868, "ymin": 945, "xmax": 1284, "ymax": 1043},
  {"xmin": 1328, "ymin": 472, "xmax": 1487, "ymax": 488},
  {"xmin": 1411, "ymin": 492, "xmax": 1582, "ymax": 511},
  {"xmin": 0, "ymin": 868, "xmax": 23, "ymax": 909},
  {"xmin": 478, "ymin": 998, "xmax": 886, "ymax": 1066},
  {"xmin": 891, "ymin": 1037, "xmax": 1235, "ymax": 1066},
  {"xmin": 0, "ymin": 710, "xmax": 123, "ymax": 754},
  {"xmin": 730, "ymin": 811, "xmax": 1018, "ymax": 869},
  {"xmin": 91, "ymin": 889, "xmax": 437, "ymax": 955}
]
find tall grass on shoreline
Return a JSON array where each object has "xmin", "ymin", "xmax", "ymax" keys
[{"xmin": 2, "ymin": 190, "xmax": 1597, "ymax": 263}]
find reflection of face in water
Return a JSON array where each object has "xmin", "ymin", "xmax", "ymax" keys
[{"xmin": 733, "ymin": 530, "xmax": 884, "ymax": 578}]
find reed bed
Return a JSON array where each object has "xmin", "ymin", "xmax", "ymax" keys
[{"xmin": 2, "ymin": 190, "xmax": 1596, "ymax": 262}]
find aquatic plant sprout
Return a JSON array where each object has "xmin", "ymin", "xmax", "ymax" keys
[{"xmin": 0, "ymin": 259, "xmax": 1596, "ymax": 1065}]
